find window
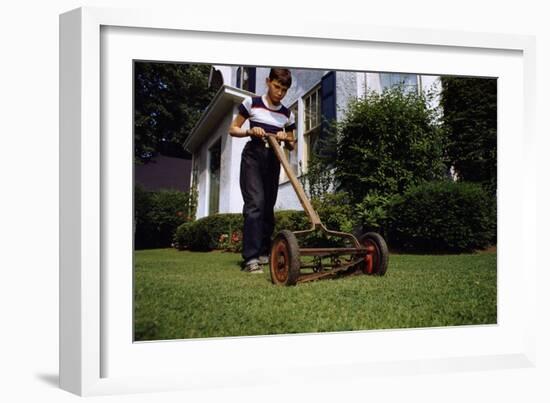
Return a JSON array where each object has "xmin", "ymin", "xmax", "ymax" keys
[
  {"xmin": 208, "ymin": 139, "xmax": 221, "ymax": 215},
  {"xmin": 303, "ymin": 85, "xmax": 322, "ymax": 173},
  {"xmin": 379, "ymin": 73, "xmax": 419, "ymax": 94},
  {"xmin": 280, "ymin": 102, "xmax": 299, "ymax": 183},
  {"xmin": 236, "ymin": 67, "xmax": 256, "ymax": 93}
]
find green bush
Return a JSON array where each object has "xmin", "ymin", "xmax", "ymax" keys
[
  {"xmin": 335, "ymin": 87, "xmax": 447, "ymax": 204},
  {"xmin": 388, "ymin": 181, "xmax": 496, "ymax": 252},
  {"xmin": 134, "ymin": 185, "xmax": 156, "ymax": 249},
  {"xmin": 175, "ymin": 210, "xmax": 311, "ymax": 252},
  {"xmin": 354, "ymin": 192, "xmax": 392, "ymax": 235},
  {"xmin": 134, "ymin": 185, "xmax": 195, "ymax": 249},
  {"xmin": 173, "ymin": 221, "xmax": 194, "ymax": 250},
  {"xmin": 312, "ymin": 192, "xmax": 356, "ymax": 234},
  {"xmin": 274, "ymin": 210, "xmax": 309, "ymax": 233},
  {"xmin": 175, "ymin": 213, "xmax": 243, "ymax": 251}
]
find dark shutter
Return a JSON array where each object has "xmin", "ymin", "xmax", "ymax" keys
[
  {"xmin": 321, "ymin": 71, "xmax": 336, "ymax": 130},
  {"xmin": 247, "ymin": 67, "xmax": 256, "ymax": 93},
  {"xmin": 320, "ymin": 71, "xmax": 337, "ymax": 157},
  {"xmin": 236, "ymin": 67, "xmax": 242, "ymax": 88}
]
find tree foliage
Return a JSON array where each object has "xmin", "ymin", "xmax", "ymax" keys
[
  {"xmin": 134, "ymin": 62, "xmax": 219, "ymax": 162},
  {"xmin": 440, "ymin": 77, "xmax": 497, "ymax": 193},
  {"xmin": 334, "ymin": 87, "xmax": 447, "ymax": 204}
]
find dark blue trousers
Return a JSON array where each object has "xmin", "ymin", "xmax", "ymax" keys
[{"xmin": 240, "ymin": 140, "xmax": 281, "ymax": 263}]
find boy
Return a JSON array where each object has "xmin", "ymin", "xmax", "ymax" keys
[{"xmin": 229, "ymin": 68, "xmax": 296, "ymax": 273}]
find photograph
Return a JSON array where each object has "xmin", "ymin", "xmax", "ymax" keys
[{"xmin": 132, "ymin": 62, "xmax": 497, "ymax": 342}]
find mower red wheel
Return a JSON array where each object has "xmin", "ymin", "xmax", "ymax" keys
[
  {"xmin": 358, "ymin": 232, "xmax": 389, "ymax": 276},
  {"xmin": 270, "ymin": 230, "xmax": 301, "ymax": 286}
]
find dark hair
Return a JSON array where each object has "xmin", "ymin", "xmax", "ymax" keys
[{"xmin": 269, "ymin": 68, "xmax": 292, "ymax": 88}]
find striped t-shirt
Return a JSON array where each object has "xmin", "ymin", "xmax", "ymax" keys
[{"xmin": 238, "ymin": 95, "xmax": 296, "ymax": 135}]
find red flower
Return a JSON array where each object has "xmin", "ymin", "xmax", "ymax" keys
[{"xmin": 231, "ymin": 231, "xmax": 241, "ymax": 243}]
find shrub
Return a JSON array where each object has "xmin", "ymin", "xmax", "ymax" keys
[
  {"xmin": 173, "ymin": 222, "xmax": 194, "ymax": 250},
  {"xmin": 312, "ymin": 192, "xmax": 357, "ymax": 234},
  {"xmin": 274, "ymin": 210, "xmax": 309, "ymax": 233},
  {"xmin": 335, "ymin": 86, "xmax": 447, "ymax": 204},
  {"xmin": 305, "ymin": 192, "xmax": 356, "ymax": 246},
  {"xmin": 134, "ymin": 185, "xmax": 194, "ymax": 249},
  {"xmin": 134, "ymin": 185, "xmax": 156, "ymax": 249},
  {"xmin": 175, "ymin": 213, "xmax": 243, "ymax": 251},
  {"xmin": 354, "ymin": 192, "xmax": 392, "ymax": 235},
  {"xmin": 388, "ymin": 181, "xmax": 496, "ymax": 252},
  {"xmin": 218, "ymin": 230, "xmax": 243, "ymax": 253},
  {"xmin": 149, "ymin": 190, "xmax": 195, "ymax": 247},
  {"xmin": 176, "ymin": 210, "xmax": 310, "ymax": 252}
]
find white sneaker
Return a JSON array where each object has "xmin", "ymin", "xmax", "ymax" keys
[
  {"xmin": 258, "ymin": 255, "xmax": 269, "ymax": 265},
  {"xmin": 244, "ymin": 261, "xmax": 263, "ymax": 274}
]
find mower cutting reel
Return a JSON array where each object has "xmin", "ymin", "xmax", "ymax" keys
[{"xmin": 265, "ymin": 135, "xmax": 389, "ymax": 286}]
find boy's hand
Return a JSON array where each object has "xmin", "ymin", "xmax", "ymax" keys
[
  {"xmin": 282, "ymin": 130, "xmax": 296, "ymax": 151},
  {"xmin": 277, "ymin": 131, "xmax": 296, "ymax": 144},
  {"xmin": 275, "ymin": 131, "xmax": 287, "ymax": 142},
  {"xmin": 247, "ymin": 127, "xmax": 266, "ymax": 138}
]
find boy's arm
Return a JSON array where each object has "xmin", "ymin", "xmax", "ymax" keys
[
  {"xmin": 283, "ymin": 130, "xmax": 296, "ymax": 151},
  {"xmin": 283, "ymin": 109, "xmax": 297, "ymax": 151},
  {"xmin": 229, "ymin": 114, "xmax": 266, "ymax": 139},
  {"xmin": 229, "ymin": 114, "xmax": 249, "ymax": 138},
  {"xmin": 230, "ymin": 97, "xmax": 266, "ymax": 138}
]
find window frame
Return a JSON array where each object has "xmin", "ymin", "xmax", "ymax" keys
[
  {"xmin": 302, "ymin": 84, "xmax": 322, "ymax": 174},
  {"xmin": 279, "ymin": 101, "xmax": 300, "ymax": 184}
]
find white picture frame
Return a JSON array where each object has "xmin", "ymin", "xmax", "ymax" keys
[{"xmin": 60, "ymin": 6, "xmax": 537, "ymax": 397}]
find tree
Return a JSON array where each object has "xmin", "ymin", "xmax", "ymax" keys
[
  {"xmin": 334, "ymin": 87, "xmax": 447, "ymax": 204},
  {"xmin": 134, "ymin": 62, "xmax": 220, "ymax": 162},
  {"xmin": 440, "ymin": 77, "xmax": 497, "ymax": 193}
]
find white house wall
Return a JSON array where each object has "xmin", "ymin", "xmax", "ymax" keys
[
  {"xmin": 365, "ymin": 72, "xmax": 383, "ymax": 93},
  {"xmin": 420, "ymin": 75, "xmax": 442, "ymax": 112},
  {"xmin": 335, "ymin": 71, "xmax": 358, "ymax": 121},
  {"xmin": 218, "ymin": 113, "xmax": 233, "ymax": 215},
  {"xmin": 214, "ymin": 65, "xmax": 233, "ymax": 88},
  {"xmin": 195, "ymin": 143, "xmax": 208, "ymax": 219},
  {"xmin": 275, "ymin": 180, "xmax": 303, "ymax": 211}
]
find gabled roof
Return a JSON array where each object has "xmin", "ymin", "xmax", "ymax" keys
[{"xmin": 184, "ymin": 85, "xmax": 255, "ymax": 153}]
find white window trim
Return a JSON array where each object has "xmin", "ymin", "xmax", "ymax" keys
[
  {"xmin": 301, "ymin": 84, "xmax": 322, "ymax": 174},
  {"xmin": 279, "ymin": 102, "xmax": 300, "ymax": 184}
]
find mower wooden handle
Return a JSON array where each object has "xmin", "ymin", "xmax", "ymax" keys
[{"xmin": 266, "ymin": 135, "xmax": 322, "ymax": 227}]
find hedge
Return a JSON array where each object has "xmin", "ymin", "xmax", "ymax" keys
[
  {"xmin": 388, "ymin": 181, "xmax": 496, "ymax": 252},
  {"xmin": 175, "ymin": 210, "xmax": 311, "ymax": 252},
  {"xmin": 174, "ymin": 183, "xmax": 496, "ymax": 254},
  {"xmin": 175, "ymin": 213, "xmax": 243, "ymax": 251},
  {"xmin": 134, "ymin": 185, "xmax": 195, "ymax": 249}
]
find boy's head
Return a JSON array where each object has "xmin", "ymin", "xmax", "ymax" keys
[{"xmin": 265, "ymin": 68, "xmax": 292, "ymax": 105}]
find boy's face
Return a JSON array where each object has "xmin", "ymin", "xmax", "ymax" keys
[{"xmin": 265, "ymin": 78, "xmax": 289, "ymax": 105}]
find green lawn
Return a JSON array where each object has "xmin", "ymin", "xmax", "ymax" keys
[{"xmin": 134, "ymin": 248, "xmax": 497, "ymax": 341}]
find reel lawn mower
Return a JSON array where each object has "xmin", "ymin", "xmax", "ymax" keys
[{"xmin": 265, "ymin": 134, "xmax": 389, "ymax": 286}]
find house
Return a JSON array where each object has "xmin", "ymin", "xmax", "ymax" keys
[{"xmin": 183, "ymin": 66, "xmax": 441, "ymax": 219}]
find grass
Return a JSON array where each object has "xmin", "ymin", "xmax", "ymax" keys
[{"xmin": 134, "ymin": 248, "xmax": 496, "ymax": 341}]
